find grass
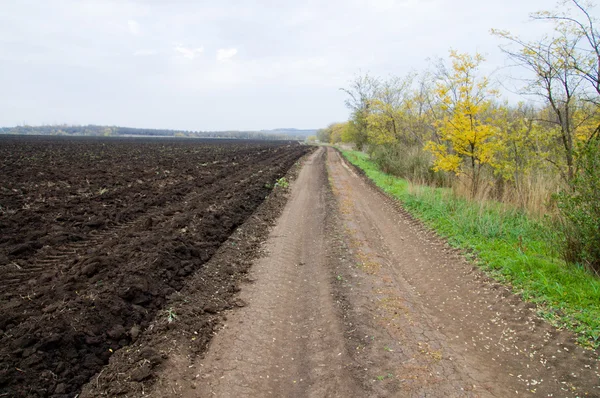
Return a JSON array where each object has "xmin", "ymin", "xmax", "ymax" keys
[{"xmin": 340, "ymin": 149, "xmax": 600, "ymax": 349}]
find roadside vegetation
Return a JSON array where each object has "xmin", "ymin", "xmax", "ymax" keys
[{"xmin": 322, "ymin": 0, "xmax": 600, "ymax": 347}]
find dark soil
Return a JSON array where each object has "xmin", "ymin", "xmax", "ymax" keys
[
  {"xmin": 80, "ymin": 147, "xmax": 314, "ymax": 397},
  {"xmin": 0, "ymin": 135, "xmax": 311, "ymax": 397}
]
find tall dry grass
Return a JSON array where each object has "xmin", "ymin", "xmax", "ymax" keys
[
  {"xmin": 450, "ymin": 171, "xmax": 561, "ymax": 219},
  {"xmin": 366, "ymin": 142, "xmax": 562, "ymax": 219}
]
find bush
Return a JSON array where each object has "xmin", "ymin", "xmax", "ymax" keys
[
  {"xmin": 368, "ymin": 143, "xmax": 451, "ymax": 187},
  {"xmin": 557, "ymin": 137, "xmax": 600, "ymax": 274}
]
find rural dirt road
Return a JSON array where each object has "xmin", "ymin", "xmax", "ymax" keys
[{"xmin": 149, "ymin": 147, "xmax": 599, "ymax": 397}]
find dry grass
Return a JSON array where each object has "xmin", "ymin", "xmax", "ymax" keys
[{"xmin": 446, "ymin": 172, "xmax": 561, "ymax": 219}]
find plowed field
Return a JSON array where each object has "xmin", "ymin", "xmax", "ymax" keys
[{"xmin": 0, "ymin": 136, "xmax": 310, "ymax": 397}]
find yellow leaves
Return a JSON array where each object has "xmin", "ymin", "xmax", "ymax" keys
[
  {"xmin": 571, "ymin": 101, "xmax": 600, "ymax": 143},
  {"xmin": 448, "ymin": 50, "xmax": 485, "ymax": 75},
  {"xmin": 366, "ymin": 111, "xmax": 397, "ymax": 146},
  {"xmin": 427, "ymin": 50, "xmax": 499, "ymax": 179},
  {"xmin": 425, "ymin": 141, "xmax": 461, "ymax": 172},
  {"xmin": 329, "ymin": 122, "xmax": 349, "ymax": 144},
  {"xmin": 432, "ymin": 112, "xmax": 498, "ymax": 169},
  {"xmin": 489, "ymin": 28, "xmax": 511, "ymax": 39}
]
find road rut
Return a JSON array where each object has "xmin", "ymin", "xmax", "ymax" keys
[
  {"xmin": 149, "ymin": 146, "xmax": 598, "ymax": 397},
  {"xmin": 326, "ymin": 147, "xmax": 598, "ymax": 397}
]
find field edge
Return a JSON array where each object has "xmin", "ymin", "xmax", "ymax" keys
[{"xmin": 79, "ymin": 147, "xmax": 316, "ymax": 397}]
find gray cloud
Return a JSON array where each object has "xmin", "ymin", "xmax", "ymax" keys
[{"xmin": 0, "ymin": 0, "xmax": 582, "ymax": 130}]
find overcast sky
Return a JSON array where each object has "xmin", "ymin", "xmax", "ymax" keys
[{"xmin": 0, "ymin": 0, "xmax": 580, "ymax": 131}]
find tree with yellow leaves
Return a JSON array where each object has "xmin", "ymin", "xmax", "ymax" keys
[
  {"xmin": 329, "ymin": 122, "xmax": 349, "ymax": 144},
  {"xmin": 365, "ymin": 74, "xmax": 415, "ymax": 146},
  {"xmin": 425, "ymin": 51, "xmax": 499, "ymax": 197},
  {"xmin": 493, "ymin": 102, "xmax": 547, "ymax": 206}
]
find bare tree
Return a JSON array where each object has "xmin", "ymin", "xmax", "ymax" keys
[
  {"xmin": 492, "ymin": 26, "xmax": 590, "ymax": 183},
  {"xmin": 340, "ymin": 74, "xmax": 379, "ymax": 150}
]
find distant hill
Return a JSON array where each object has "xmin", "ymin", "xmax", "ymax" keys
[
  {"xmin": 0, "ymin": 125, "xmax": 313, "ymax": 140},
  {"xmin": 260, "ymin": 128, "xmax": 317, "ymax": 138}
]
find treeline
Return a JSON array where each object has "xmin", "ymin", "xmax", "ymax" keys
[
  {"xmin": 325, "ymin": 0, "xmax": 600, "ymax": 273},
  {"xmin": 0, "ymin": 125, "xmax": 308, "ymax": 141}
]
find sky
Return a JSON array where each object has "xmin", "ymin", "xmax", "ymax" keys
[{"xmin": 0, "ymin": 0, "xmax": 580, "ymax": 131}]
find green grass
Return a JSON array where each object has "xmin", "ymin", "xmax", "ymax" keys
[{"xmin": 340, "ymin": 149, "xmax": 600, "ymax": 349}]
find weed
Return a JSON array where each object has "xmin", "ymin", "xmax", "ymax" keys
[
  {"xmin": 274, "ymin": 177, "xmax": 289, "ymax": 189},
  {"xmin": 166, "ymin": 308, "xmax": 177, "ymax": 323},
  {"xmin": 98, "ymin": 187, "xmax": 108, "ymax": 195},
  {"xmin": 375, "ymin": 373, "xmax": 394, "ymax": 381}
]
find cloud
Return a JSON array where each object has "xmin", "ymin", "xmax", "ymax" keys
[
  {"xmin": 216, "ymin": 48, "xmax": 238, "ymax": 62},
  {"xmin": 0, "ymin": 0, "xmax": 560, "ymax": 131},
  {"xmin": 174, "ymin": 44, "xmax": 204, "ymax": 59},
  {"xmin": 133, "ymin": 49, "xmax": 158, "ymax": 56},
  {"xmin": 128, "ymin": 19, "xmax": 141, "ymax": 36}
]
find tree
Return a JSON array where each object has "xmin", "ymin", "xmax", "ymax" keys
[
  {"xmin": 365, "ymin": 74, "xmax": 415, "ymax": 146},
  {"xmin": 316, "ymin": 127, "xmax": 331, "ymax": 143},
  {"xmin": 493, "ymin": 13, "xmax": 598, "ymax": 183},
  {"xmin": 329, "ymin": 122, "xmax": 348, "ymax": 144},
  {"xmin": 341, "ymin": 74, "xmax": 379, "ymax": 150},
  {"xmin": 425, "ymin": 51, "xmax": 499, "ymax": 197},
  {"xmin": 403, "ymin": 71, "xmax": 438, "ymax": 147},
  {"xmin": 533, "ymin": 1, "xmax": 600, "ymax": 105},
  {"xmin": 341, "ymin": 120, "xmax": 360, "ymax": 144},
  {"xmin": 494, "ymin": 102, "xmax": 545, "ymax": 206}
]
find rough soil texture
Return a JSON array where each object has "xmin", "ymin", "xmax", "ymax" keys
[
  {"xmin": 147, "ymin": 147, "xmax": 362, "ymax": 397},
  {"xmin": 0, "ymin": 136, "xmax": 310, "ymax": 397},
  {"xmin": 79, "ymin": 146, "xmax": 315, "ymax": 398},
  {"xmin": 141, "ymin": 146, "xmax": 598, "ymax": 398}
]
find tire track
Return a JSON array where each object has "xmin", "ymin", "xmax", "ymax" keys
[
  {"xmin": 326, "ymin": 147, "xmax": 599, "ymax": 397},
  {"xmin": 152, "ymin": 147, "xmax": 362, "ymax": 397}
]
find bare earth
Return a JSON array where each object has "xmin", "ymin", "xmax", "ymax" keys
[{"xmin": 149, "ymin": 147, "xmax": 599, "ymax": 397}]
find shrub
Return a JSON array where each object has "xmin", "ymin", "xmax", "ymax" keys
[
  {"xmin": 557, "ymin": 137, "xmax": 600, "ymax": 274},
  {"xmin": 274, "ymin": 177, "xmax": 289, "ymax": 189},
  {"xmin": 368, "ymin": 143, "xmax": 451, "ymax": 187}
]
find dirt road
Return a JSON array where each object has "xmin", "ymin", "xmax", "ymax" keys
[{"xmin": 150, "ymin": 147, "xmax": 599, "ymax": 397}]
